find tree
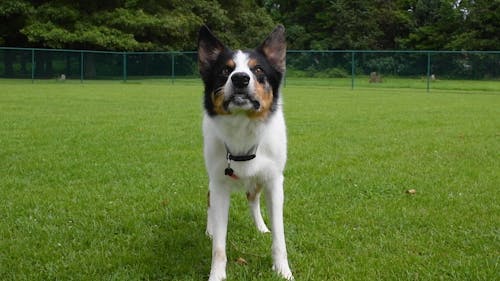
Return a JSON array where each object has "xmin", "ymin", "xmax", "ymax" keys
[
  {"xmin": 397, "ymin": 0, "xmax": 463, "ymax": 50},
  {"xmin": 447, "ymin": 0, "xmax": 500, "ymax": 50},
  {"xmin": 0, "ymin": 0, "xmax": 32, "ymax": 46},
  {"xmin": 265, "ymin": 0, "xmax": 413, "ymax": 50},
  {"xmin": 0, "ymin": 0, "xmax": 34, "ymax": 76},
  {"xmin": 219, "ymin": 0, "xmax": 276, "ymax": 49},
  {"xmin": 373, "ymin": 0, "xmax": 413, "ymax": 49},
  {"xmin": 1, "ymin": 0, "xmax": 499, "ymax": 51},
  {"xmin": 5, "ymin": 0, "xmax": 275, "ymax": 51},
  {"xmin": 19, "ymin": 0, "xmax": 202, "ymax": 51}
]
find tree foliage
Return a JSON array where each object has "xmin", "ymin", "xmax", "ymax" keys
[
  {"xmin": 268, "ymin": 0, "xmax": 499, "ymax": 50},
  {"xmin": 0, "ymin": 0, "xmax": 498, "ymax": 51},
  {"xmin": 0, "ymin": 0, "xmax": 275, "ymax": 51}
]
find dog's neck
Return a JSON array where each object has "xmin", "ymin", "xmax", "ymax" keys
[{"xmin": 212, "ymin": 114, "xmax": 267, "ymax": 156}]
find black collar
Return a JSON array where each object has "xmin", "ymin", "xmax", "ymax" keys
[
  {"xmin": 225, "ymin": 144, "xmax": 257, "ymax": 162},
  {"xmin": 226, "ymin": 152, "xmax": 256, "ymax": 162},
  {"xmin": 224, "ymin": 144, "xmax": 258, "ymax": 178}
]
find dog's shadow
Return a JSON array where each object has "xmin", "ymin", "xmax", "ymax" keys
[
  {"xmin": 142, "ymin": 197, "xmax": 278, "ymax": 280},
  {"xmin": 145, "ymin": 206, "xmax": 210, "ymax": 280}
]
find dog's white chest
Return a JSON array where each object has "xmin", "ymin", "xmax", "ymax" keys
[{"xmin": 202, "ymin": 110, "xmax": 287, "ymax": 185}]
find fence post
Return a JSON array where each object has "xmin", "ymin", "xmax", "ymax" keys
[
  {"xmin": 80, "ymin": 51, "xmax": 84, "ymax": 83},
  {"xmin": 123, "ymin": 52, "xmax": 127, "ymax": 82},
  {"xmin": 31, "ymin": 49, "xmax": 35, "ymax": 83},
  {"xmin": 426, "ymin": 52, "xmax": 431, "ymax": 93},
  {"xmin": 351, "ymin": 51, "xmax": 355, "ymax": 90},
  {"xmin": 171, "ymin": 52, "xmax": 175, "ymax": 84}
]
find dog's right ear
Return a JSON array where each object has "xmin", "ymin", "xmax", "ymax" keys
[
  {"xmin": 257, "ymin": 25, "xmax": 286, "ymax": 73},
  {"xmin": 198, "ymin": 25, "xmax": 226, "ymax": 75}
]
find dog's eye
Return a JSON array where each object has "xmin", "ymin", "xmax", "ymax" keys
[
  {"xmin": 253, "ymin": 66, "xmax": 264, "ymax": 75},
  {"xmin": 221, "ymin": 67, "xmax": 232, "ymax": 77}
]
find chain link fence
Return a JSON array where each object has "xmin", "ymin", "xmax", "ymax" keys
[{"xmin": 1, "ymin": 47, "xmax": 499, "ymax": 92}]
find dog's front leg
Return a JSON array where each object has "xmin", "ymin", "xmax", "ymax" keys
[
  {"xmin": 265, "ymin": 176, "xmax": 294, "ymax": 280},
  {"xmin": 208, "ymin": 182, "xmax": 230, "ymax": 281}
]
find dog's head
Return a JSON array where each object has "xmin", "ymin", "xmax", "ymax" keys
[{"xmin": 198, "ymin": 25, "xmax": 286, "ymax": 119}]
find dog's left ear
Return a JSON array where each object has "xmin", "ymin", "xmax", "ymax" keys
[
  {"xmin": 257, "ymin": 25, "xmax": 286, "ymax": 73},
  {"xmin": 198, "ymin": 25, "xmax": 226, "ymax": 76}
]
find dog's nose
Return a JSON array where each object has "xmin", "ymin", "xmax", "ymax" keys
[{"xmin": 231, "ymin": 72, "xmax": 250, "ymax": 89}]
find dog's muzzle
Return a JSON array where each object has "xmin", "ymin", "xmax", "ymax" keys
[{"xmin": 224, "ymin": 72, "xmax": 261, "ymax": 111}]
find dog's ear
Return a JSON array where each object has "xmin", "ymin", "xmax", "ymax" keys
[
  {"xmin": 257, "ymin": 25, "xmax": 286, "ymax": 73},
  {"xmin": 198, "ymin": 25, "xmax": 226, "ymax": 75}
]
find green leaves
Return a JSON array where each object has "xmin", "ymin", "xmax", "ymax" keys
[
  {"xmin": 6, "ymin": 1, "xmax": 274, "ymax": 51},
  {"xmin": 1, "ymin": 0, "xmax": 499, "ymax": 51}
]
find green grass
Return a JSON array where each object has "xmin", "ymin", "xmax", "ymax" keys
[
  {"xmin": 0, "ymin": 79, "xmax": 499, "ymax": 280},
  {"xmin": 283, "ymin": 77, "xmax": 500, "ymax": 93}
]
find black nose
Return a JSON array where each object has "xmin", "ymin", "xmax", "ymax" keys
[{"xmin": 231, "ymin": 72, "xmax": 250, "ymax": 88}]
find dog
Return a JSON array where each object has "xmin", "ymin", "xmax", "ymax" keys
[{"xmin": 198, "ymin": 25, "xmax": 293, "ymax": 281}]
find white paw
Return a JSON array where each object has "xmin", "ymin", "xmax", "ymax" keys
[
  {"xmin": 209, "ymin": 251, "xmax": 227, "ymax": 281},
  {"xmin": 273, "ymin": 261, "xmax": 294, "ymax": 280},
  {"xmin": 256, "ymin": 223, "xmax": 271, "ymax": 234},
  {"xmin": 208, "ymin": 268, "xmax": 226, "ymax": 281}
]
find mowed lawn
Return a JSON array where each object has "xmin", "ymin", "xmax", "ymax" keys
[{"xmin": 0, "ymin": 80, "xmax": 498, "ymax": 280}]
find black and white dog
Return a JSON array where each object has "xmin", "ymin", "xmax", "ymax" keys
[{"xmin": 198, "ymin": 25, "xmax": 293, "ymax": 281}]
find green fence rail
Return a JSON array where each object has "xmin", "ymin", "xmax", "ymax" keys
[{"xmin": 1, "ymin": 47, "xmax": 499, "ymax": 92}]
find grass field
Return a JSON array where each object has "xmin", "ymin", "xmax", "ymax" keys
[{"xmin": 0, "ymin": 79, "xmax": 499, "ymax": 280}]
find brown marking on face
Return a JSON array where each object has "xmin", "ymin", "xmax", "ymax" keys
[
  {"xmin": 247, "ymin": 58, "xmax": 258, "ymax": 69},
  {"xmin": 247, "ymin": 81, "xmax": 273, "ymax": 120},
  {"xmin": 246, "ymin": 184, "xmax": 263, "ymax": 202},
  {"xmin": 209, "ymin": 59, "xmax": 236, "ymax": 115},
  {"xmin": 211, "ymin": 89, "xmax": 230, "ymax": 115},
  {"xmin": 226, "ymin": 59, "xmax": 235, "ymax": 69}
]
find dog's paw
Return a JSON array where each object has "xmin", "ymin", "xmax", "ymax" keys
[
  {"xmin": 208, "ymin": 274, "xmax": 226, "ymax": 281},
  {"xmin": 208, "ymin": 267, "xmax": 226, "ymax": 281},
  {"xmin": 209, "ymin": 250, "xmax": 227, "ymax": 281},
  {"xmin": 272, "ymin": 262, "xmax": 294, "ymax": 280},
  {"xmin": 256, "ymin": 223, "xmax": 271, "ymax": 234}
]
